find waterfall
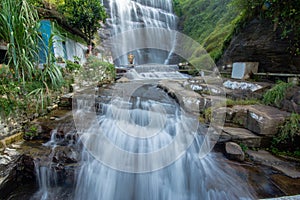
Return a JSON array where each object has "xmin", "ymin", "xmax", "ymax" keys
[
  {"xmin": 106, "ymin": 0, "xmax": 177, "ymax": 65},
  {"xmin": 124, "ymin": 64, "xmax": 189, "ymax": 80},
  {"xmin": 73, "ymin": 83, "xmax": 255, "ymax": 199}
]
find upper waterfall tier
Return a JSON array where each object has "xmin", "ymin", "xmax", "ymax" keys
[{"xmin": 103, "ymin": 0, "xmax": 178, "ymax": 65}]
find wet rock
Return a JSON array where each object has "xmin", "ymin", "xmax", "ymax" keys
[
  {"xmin": 225, "ymin": 142, "xmax": 245, "ymax": 161},
  {"xmin": 216, "ymin": 105, "xmax": 290, "ymax": 136},
  {"xmin": 158, "ymin": 79, "xmax": 226, "ymax": 115},
  {"xmin": 293, "ymin": 91, "xmax": 300, "ymax": 105},
  {"xmin": 270, "ymin": 174, "xmax": 300, "ymax": 196},
  {"xmin": 158, "ymin": 80, "xmax": 202, "ymax": 114},
  {"xmin": 215, "ymin": 106, "xmax": 248, "ymax": 127},
  {"xmin": 53, "ymin": 146, "xmax": 79, "ymax": 164},
  {"xmin": 0, "ymin": 154, "xmax": 36, "ymax": 199},
  {"xmin": 247, "ymin": 150, "xmax": 300, "ymax": 178},
  {"xmin": 221, "ymin": 127, "xmax": 263, "ymax": 148},
  {"xmin": 280, "ymin": 86, "xmax": 300, "ymax": 114},
  {"xmin": 58, "ymin": 93, "xmax": 73, "ymax": 110},
  {"xmin": 24, "ymin": 122, "xmax": 52, "ymax": 141},
  {"xmin": 117, "ymin": 76, "xmax": 130, "ymax": 83}
]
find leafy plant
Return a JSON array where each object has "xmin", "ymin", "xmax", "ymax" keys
[
  {"xmin": 0, "ymin": 0, "xmax": 41, "ymax": 83},
  {"xmin": 59, "ymin": 0, "xmax": 107, "ymax": 51},
  {"xmin": 239, "ymin": 143, "xmax": 248, "ymax": 152},
  {"xmin": 66, "ymin": 60, "xmax": 81, "ymax": 72},
  {"xmin": 24, "ymin": 124, "xmax": 39, "ymax": 139},
  {"xmin": 263, "ymin": 81, "xmax": 293, "ymax": 107},
  {"xmin": 273, "ymin": 113, "xmax": 300, "ymax": 145},
  {"xmin": 85, "ymin": 56, "xmax": 116, "ymax": 80}
]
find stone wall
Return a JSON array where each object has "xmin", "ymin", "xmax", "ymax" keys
[{"xmin": 218, "ymin": 19, "xmax": 300, "ymax": 73}]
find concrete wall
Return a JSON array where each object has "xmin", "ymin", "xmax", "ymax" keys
[
  {"xmin": 40, "ymin": 20, "xmax": 87, "ymax": 66},
  {"xmin": 53, "ymin": 36, "xmax": 87, "ymax": 65}
]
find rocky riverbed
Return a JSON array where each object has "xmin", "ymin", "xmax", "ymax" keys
[{"xmin": 0, "ymin": 78, "xmax": 300, "ymax": 199}]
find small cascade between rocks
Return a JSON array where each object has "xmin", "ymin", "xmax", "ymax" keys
[
  {"xmin": 30, "ymin": 129, "xmax": 78, "ymax": 200},
  {"xmin": 31, "ymin": 140, "xmax": 58, "ymax": 200}
]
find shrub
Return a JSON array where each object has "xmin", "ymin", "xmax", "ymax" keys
[
  {"xmin": 263, "ymin": 81, "xmax": 293, "ymax": 107},
  {"xmin": 66, "ymin": 60, "xmax": 81, "ymax": 72},
  {"xmin": 274, "ymin": 113, "xmax": 300, "ymax": 145}
]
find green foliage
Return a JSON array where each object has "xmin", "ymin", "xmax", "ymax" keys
[
  {"xmin": 270, "ymin": 113, "xmax": 300, "ymax": 159},
  {"xmin": 85, "ymin": 56, "xmax": 116, "ymax": 80},
  {"xmin": 270, "ymin": 147, "xmax": 300, "ymax": 159},
  {"xmin": 0, "ymin": 81, "xmax": 23, "ymax": 117},
  {"xmin": 273, "ymin": 113, "xmax": 300, "ymax": 145},
  {"xmin": 0, "ymin": 97, "xmax": 18, "ymax": 117},
  {"xmin": 58, "ymin": 0, "xmax": 107, "ymax": 46},
  {"xmin": 263, "ymin": 81, "xmax": 293, "ymax": 107},
  {"xmin": 230, "ymin": 0, "xmax": 300, "ymax": 56},
  {"xmin": 239, "ymin": 143, "xmax": 248, "ymax": 152},
  {"xmin": 66, "ymin": 60, "xmax": 81, "ymax": 72},
  {"xmin": 0, "ymin": 0, "xmax": 41, "ymax": 83},
  {"xmin": 0, "ymin": 0, "xmax": 66, "ymax": 116},
  {"xmin": 24, "ymin": 124, "xmax": 38, "ymax": 138},
  {"xmin": 174, "ymin": 0, "xmax": 241, "ymax": 61}
]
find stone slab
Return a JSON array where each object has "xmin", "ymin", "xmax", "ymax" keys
[
  {"xmin": 221, "ymin": 127, "xmax": 262, "ymax": 148},
  {"xmin": 247, "ymin": 150, "xmax": 300, "ymax": 178}
]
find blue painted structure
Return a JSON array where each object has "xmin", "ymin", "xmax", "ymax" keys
[
  {"xmin": 39, "ymin": 20, "xmax": 53, "ymax": 64},
  {"xmin": 38, "ymin": 19, "xmax": 87, "ymax": 65}
]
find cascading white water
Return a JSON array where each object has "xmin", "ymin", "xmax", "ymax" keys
[
  {"xmin": 107, "ymin": 0, "xmax": 177, "ymax": 65},
  {"xmin": 73, "ymin": 83, "xmax": 255, "ymax": 199},
  {"xmin": 125, "ymin": 64, "xmax": 189, "ymax": 80},
  {"xmin": 72, "ymin": 1, "xmax": 255, "ymax": 199}
]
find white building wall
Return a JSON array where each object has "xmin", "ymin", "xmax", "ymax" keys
[
  {"xmin": 53, "ymin": 35, "xmax": 65, "ymax": 59},
  {"xmin": 53, "ymin": 36, "xmax": 87, "ymax": 65},
  {"xmin": 65, "ymin": 38, "xmax": 87, "ymax": 64}
]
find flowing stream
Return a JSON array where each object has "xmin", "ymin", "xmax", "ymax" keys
[{"xmin": 31, "ymin": 1, "xmax": 257, "ymax": 199}]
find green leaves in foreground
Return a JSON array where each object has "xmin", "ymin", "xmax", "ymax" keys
[{"xmin": 0, "ymin": 0, "xmax": 41, "ymax": 82}]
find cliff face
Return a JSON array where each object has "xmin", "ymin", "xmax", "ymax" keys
[{"xmin": 218, "ymin": 19, "xmax": 300, "ymax": 73}]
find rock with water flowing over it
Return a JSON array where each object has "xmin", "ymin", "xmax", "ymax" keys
[{"xmin": 225, "ymin": 142, "xmax": 245, "ymax": 161}]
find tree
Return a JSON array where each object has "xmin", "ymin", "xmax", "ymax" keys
[{"xmin": 61, "ymin": 0, "xmax": 107, "ymax": 53}]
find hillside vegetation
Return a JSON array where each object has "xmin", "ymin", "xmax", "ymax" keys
[
  {"xmin": 174, "ymin": 0, "xmax": 241, "ymax": 62},
  {"xmin": 174, "ymin": 0, "xmax": 300, "ymax": 66}
]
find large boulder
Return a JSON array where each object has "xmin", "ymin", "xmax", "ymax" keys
[
  {"xmin": 225, "ymin": 142, "xmax": 245, "ymax": 161},
  {"xmin": 216, "ymin": 105, "xmax": 290, "ymax": 136},
  {"xmin": 246, "ymin": 105, "xmax": 290, "ymax": 136}
]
